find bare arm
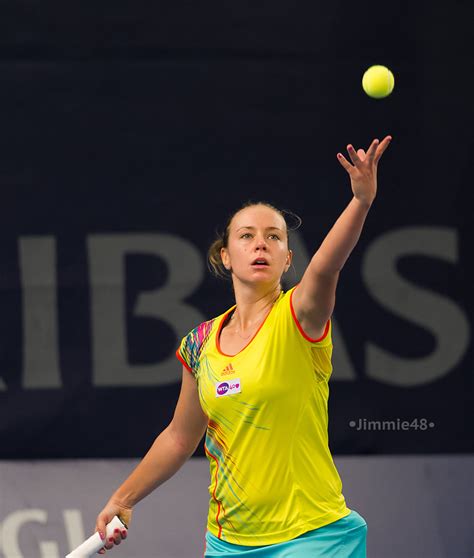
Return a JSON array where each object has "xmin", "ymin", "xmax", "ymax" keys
[
  {"xmin": 293, "ymin": 136, "xmax": 392, "ymax": 338},
  {"xmin": 111, "ymin": 367, "xmax": 207, "ymax": 507},
  {"xmin": 95, "ymin": 366, "xmax": 208, "ymax": 546}
]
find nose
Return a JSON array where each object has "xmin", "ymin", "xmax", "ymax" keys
[{"xmin": 254, "ymin": 235, "xmax": 268, "ymax": 249}]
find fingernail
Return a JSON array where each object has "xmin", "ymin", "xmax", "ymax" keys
[
  {"xmin": 122, "ymin": 530, "xmax": 127, "ymax": 536},
  {"xmin": 114, "ymin": 529, "xmax": 120, "ymax": 534},
  {"xmin": 109, "ymin": 537, "xmax": 114, "ymax": 542},
  {"xmin": 99, "ymin": 531, "xmax": 105, "ymax": 540}
]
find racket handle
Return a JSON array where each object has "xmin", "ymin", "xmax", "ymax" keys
[{"xmin": 65, "ymin": 516, "xmax": 127, "ymax": 558}]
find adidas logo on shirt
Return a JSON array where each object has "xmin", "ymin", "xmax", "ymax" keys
[{"xmin": 222, "ymin": 363, "xmax": 236, "ymax": 376}]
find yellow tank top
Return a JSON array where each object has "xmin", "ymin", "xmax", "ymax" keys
[{"xmin": 176, "ymin": 284, "xmax": 350, "ymax": 545}]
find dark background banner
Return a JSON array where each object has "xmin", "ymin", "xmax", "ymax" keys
[{"xmin": 0, "ymin": 2, "xmax": 472, "ymax": 458}]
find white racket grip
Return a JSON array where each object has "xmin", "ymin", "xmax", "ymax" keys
[{"xmin": 65, "ymin": 516, "xmax": 127, "ymax": 558}]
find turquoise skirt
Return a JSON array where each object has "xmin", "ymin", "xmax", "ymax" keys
[{"xmin": 204, "ymin": 510, "xmax": 367, "ymax": 557}]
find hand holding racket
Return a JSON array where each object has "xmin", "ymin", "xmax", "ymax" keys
[
  {"xmin": 90, "ymin": 501, "xmax": 132, "ymax": 555},
  {"xmin": 65, "ymin": 515, "xmax": 128, "ymax": 557}
]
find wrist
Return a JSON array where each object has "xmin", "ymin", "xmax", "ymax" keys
[
  {"xmin": 353, "ymin": 195, "xmax": 374, "ymax": 209},
  {"xmin": 109, "ymin": 493, "xmax": 135, "ymax": 510}
]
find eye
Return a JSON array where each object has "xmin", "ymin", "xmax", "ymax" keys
[
  {"xmin": 269, "ymin": 234, "xmax": 280, "ymax": 240},
  {"xmin": 240, "ymin": 233, "xmax": 252, "ymax": 239}
]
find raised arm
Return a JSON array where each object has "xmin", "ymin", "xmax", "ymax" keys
[{"xmin": 292, "ymin": 136, "xmax": 392, "ymax": 339}]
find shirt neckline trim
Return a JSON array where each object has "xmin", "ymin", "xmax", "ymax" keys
[{"xmin": 215, "ymin": 291, "xmax": 283, "ymax": 357}]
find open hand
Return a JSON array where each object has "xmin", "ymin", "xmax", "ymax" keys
[{"xmin": 337, "ymin": 135, "xmax": 392, "ymax": 206}]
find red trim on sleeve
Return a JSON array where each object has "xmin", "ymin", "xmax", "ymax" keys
[
  {"xmin": 175, "ymin": 348, "xmax": 193, "ymax": 373},
  {"xmin": 289, "ymin": 285, "xmax": 331, "ymax": 343}
]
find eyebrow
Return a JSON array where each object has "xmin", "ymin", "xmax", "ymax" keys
[{"xmin": 237, "ymin": 226, "xmax": 283, "ymax": 231}]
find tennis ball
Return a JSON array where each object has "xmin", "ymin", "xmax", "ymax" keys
[{"xmin": 362, "ymin": 65, "xmax": 395, "ymax": 99}]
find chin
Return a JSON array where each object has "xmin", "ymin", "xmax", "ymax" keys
[{"xmin": 246, "ymin": 274, "xmax": 280, "ymax": 285}]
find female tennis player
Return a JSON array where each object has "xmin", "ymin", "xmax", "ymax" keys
[{"xmin": 94, "ymin": 135, "xmax": 391, "ymax": 556}]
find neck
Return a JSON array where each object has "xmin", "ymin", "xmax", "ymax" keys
[{"xmin": 230, "ymin": 284, "xmax": 282, "ymax": 330}]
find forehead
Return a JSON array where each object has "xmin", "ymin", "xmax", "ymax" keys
[{"xmin": 231, "ymin": 205, "xmax": 286, "ymax": 230}]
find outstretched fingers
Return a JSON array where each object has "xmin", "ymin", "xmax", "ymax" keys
[
  {"xmin": 374, "ymin": 135, "xmax": 392, "ymax": 164},
  {"xmin": 337, "ymin": 136, "xmax": 392, "ymax": 169},
  {"xmin": 366, "ymin": 138, "xmax": 380, "ymax": 162},
  {"xmin": 337, "ymin": 144, "xmax": 358, "ymax": 169},
  {"xmin": 337, "ymin": 151, "xmax": 354, "ymax": 172},
  {"xmin": 347, "ymin": 144, "xmax": 362, "ymax": 166}
]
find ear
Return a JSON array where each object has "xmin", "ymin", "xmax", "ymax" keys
[
  {"xmin": 285, "ymin": 249, "xmax": 293, "ymax": 272},
  {"xmin": 220, "ymin": 246, "xmax": 231, "ymax": 270}
]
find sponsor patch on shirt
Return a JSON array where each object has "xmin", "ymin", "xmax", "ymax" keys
[{"xmin": 215, "ymin": 379, "xmax": 241, "ymax": 397}]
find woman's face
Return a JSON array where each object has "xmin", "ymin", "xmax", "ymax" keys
[{"xmin": 221, "ymin": 205, "xmax": 292, "ymax": 286}]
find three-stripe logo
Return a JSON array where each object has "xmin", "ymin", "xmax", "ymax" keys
[{"xmin": 222, "ymin": 363, "xmax": 235, "ymax": 376}]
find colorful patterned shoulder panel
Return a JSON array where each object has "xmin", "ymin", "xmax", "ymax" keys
[{"xmin": 176, "ymin": 318, "xmax": 216, "ymax": 377}]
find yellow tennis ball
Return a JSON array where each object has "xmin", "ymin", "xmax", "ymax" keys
[{"xmin": 362, "ymin": 65, "xmax": 395, "ymax": 99}]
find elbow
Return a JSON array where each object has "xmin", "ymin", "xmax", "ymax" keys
[{"xmin": 166, "ymin": 421, "xmax": 206, "ymax": 459}]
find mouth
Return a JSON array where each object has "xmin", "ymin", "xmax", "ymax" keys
[{"xmin": 251, "ymin": 258, "xmax": 269, "ymax": 267}]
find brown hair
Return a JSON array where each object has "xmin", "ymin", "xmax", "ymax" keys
[{"xmin": 207, "ymin": 200, "xmax": 302, "ymax": 280}]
